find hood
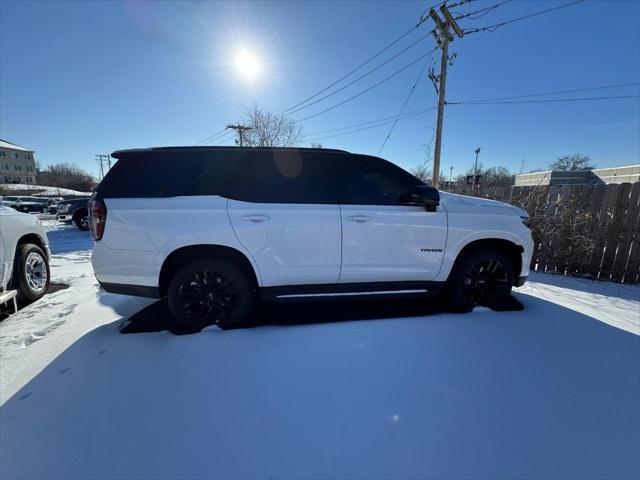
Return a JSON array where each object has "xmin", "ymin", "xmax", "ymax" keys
[
  {"xmin": 439, "ymin": 191, "xmax": 528, "ymax": 217},
  {"xmin": 0, "ymin": 205, "xmax": 40, "ymax": 225}
]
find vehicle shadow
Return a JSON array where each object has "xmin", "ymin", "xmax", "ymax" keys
[
  {"xmin": 2, "ymin": 294, "xmax": 638, "ymax": 479},
  {"xmin": 117, "ymin": 295, "xmax": 523, "ymax": 334}
]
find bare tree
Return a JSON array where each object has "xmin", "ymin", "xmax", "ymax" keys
[
  {"xmin": 510, "ymin": 186, "xmax": 595, "ymax": 275},
  {"xmin": 36, "ymin": 163, "xmax": 96, "ymax": 191},
  {"xmin": 549, "ymin": 154, "xmax": 595, "ymax": 171},
  {"xmin": 411, "ymin": 163, "xmax": 432, "ymax": 184},
  {"xmin": 310, "ymin": 141, "xmax": 323, "ymax": 149},
  {"xmin": 241, "ymin": 103, "xmax": 301, "ymax": 147}
]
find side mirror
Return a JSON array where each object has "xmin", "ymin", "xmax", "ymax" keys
[{"xmin": 411, "ymin": 185, "xmax": 440, "ymax": 212}]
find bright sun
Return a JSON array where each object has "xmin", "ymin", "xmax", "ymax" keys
[{"xmin": 234, "ymin": 50, "xmax": 260, "ymax": 81}]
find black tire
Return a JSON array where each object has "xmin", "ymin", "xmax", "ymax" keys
[
  {"xmin": 167, "ymin": 258, "xmax": 254, "ymax": 332},
  {"xmin": 73, "ymin": 209, "xmax": 89, "ymax": 230},
  {"xmin": 12, "ymin": 244, "xmax": 50, "ymax": 304},
  {"xmin": 446, "ymin": 248, "xmax": 514, "ymax": 313}
]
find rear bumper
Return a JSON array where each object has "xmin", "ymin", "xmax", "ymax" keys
[
  {"xmin": 100, "ymin": 281, "xmax": 160, "ymax": 298},
  {"xmin": 57, "ymin": 214, "xmax": 72, "ymax": 222}
]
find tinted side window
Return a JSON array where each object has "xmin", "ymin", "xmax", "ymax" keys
[
  {"xmin": 228, "ymin": 152, "xmax": 337, "ymax": 204},
  {"xmin": 340, "ymin": 159, "xmax": 418, "ymax": 205},
  {"xmin": 97, "ymin": 155, "xmax": 234, "ymax": 198}
]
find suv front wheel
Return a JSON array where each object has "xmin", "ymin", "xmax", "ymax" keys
[
  {"xmin": 447, "ymin": 249, "xmax": 514, "ymax": 313},
  {"xmin": 167, "ymin": 258, "xmax": 254, "ymax": 331}
]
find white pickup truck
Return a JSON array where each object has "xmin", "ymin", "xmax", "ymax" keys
[{"xmin": 0, "ymin": 205, "xmax": 50, "ymax": 304}]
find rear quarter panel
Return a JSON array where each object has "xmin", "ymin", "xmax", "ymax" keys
[{"xmin": 93, "ymin": 196, "xmax": 261, "ymax": 287}]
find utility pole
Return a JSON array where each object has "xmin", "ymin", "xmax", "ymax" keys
[
  {"xmin": 472, "ymin": 147, "xmax": 481, "ymax": 192},
  {"xmin": 449, "ymin": 166, "xmax": 453, "ymax": 185},
  {"xmin": 226, "ymin": 124, "xmax": 252, "ymax": 147},
  {"xmin": 428, "ymin": 4, "xmax": 464, "ymax": 188},
  {"xmin": 95, "ymin": 154, "xmax": 105, "ymax": 180}
]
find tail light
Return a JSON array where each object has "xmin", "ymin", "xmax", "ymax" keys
[{"xmin": 88, "ymin": 194, "xmax": 107, "ymax": 241}]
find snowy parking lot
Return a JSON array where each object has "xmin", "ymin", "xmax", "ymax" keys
[{"xmin": 1, "ymin": 220, "xmax": 639, "ymax": 479}]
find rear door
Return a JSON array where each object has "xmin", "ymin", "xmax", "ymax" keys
[
  {"xmin": 225, "ymin": 151, "xmax": 341, "ymax": 287},
  {"xmin": 338, "ymin": 157, "xmax": 447, "ymax": 283}
]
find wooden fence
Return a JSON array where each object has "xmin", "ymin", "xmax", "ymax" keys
[{"xmin": 441, "ymin": 183, "xmax": 640, "ymax": 284}]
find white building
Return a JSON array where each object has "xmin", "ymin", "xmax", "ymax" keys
[
  {"xmin": 0, "ymin": 140, "xmax": 37, "ymax": 185},
  {"xmin": 514, "ymin": 164, "xmax": 640, "ymax": 187}
]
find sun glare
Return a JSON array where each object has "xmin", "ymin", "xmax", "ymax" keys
[{"xmin": 234, "ymin": 49, "xmax": 260, "ymax": 81}]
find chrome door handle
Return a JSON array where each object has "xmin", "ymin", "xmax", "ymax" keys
[
  {"xmin": 346, "ymin": 215, "xmax": 372, "ymax": 223},
  {"xmin": 242, "ymin": 215, "xmax": 270, "ymax": 223}
]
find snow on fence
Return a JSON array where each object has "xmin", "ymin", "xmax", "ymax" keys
[{"xmin": 443, "ymin": 182, "xmax": 640, "ymax": 284}]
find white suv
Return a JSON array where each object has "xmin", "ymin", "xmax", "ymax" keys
[{"xmin": 90, "ymin": 147, "xmax": 533, "ymax": 331}]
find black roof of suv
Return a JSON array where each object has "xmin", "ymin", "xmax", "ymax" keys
[
  {"xmin": 111, "ymin": 146, "xmax": 350, "ymax": 160},
  {"xmin": 99, "ymin": 146, "xmax": 421, "ymax": 201}
]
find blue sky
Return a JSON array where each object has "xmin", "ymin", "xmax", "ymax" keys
[{"xmin": 1, "ymin": 0, "xmax": 638, "ymax": 179}]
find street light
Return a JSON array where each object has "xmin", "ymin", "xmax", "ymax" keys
[{"xmin": 472, "ymin": 147, "xmax": 481, "ymax": 192}]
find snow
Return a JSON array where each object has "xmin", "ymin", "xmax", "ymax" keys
[
  {"xmin": 0, "ymin": 221, "xmax": 638, "ymax": 479},
  {"xmin": 0, "ymin": 183, "xmax": 90, "ymax": 196}
]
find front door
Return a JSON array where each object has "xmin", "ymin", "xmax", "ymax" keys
[
  {"xmin": 226, "ymin": 151, "xmax": 341, "ymax": 287},
  {"xmin": 338, "ymin": 157, "xmax": 447, "ymax": 283}
]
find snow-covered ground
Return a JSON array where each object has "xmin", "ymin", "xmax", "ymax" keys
[{"xmin": 1, "ymin": 221, "xmax": 638, "ymax": 479}]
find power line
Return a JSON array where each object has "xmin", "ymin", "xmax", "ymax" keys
[
  {"xmin": 304, "ymin": 106, "xmax": 436, "ymax": 143},
  {"xmin": 454, "ymin": 0, "xmax": 513, "ymax": 20},
  {"xmin": 300, "ymin": 82, "xmax": 638, "ymax": 141},
  {"xmin": 285, "ymin": 26, "xmax": 420, "ymax": 113},
  {"xmin": 201, "ymin": 130, "xmax": 235, "ymax": 145},
  {"xmin": 195, "ymin": 128, "xmax": 228, "ymax": 146},
  {"xmin": 463, "ymin": 0, "xmax": 589, "ymax": 34},
  {"xmin": 299, "ymin": 105, "xmax": 436, "ymax": 139},
  {"xmin": 453, "ymin": 82, "xmax": 640, "ymax": 104},
  {"xmin": 447, "ymin": 94, "xmax": 640, "ymax": 105},
  {"xmin": 295, "ymin": 47, "xmax": 438, "ymax": 123},
  {"xmin": 377, "ymin": 57, "xmax": 433, "ymax": 155},
  {"xmin": 287, "ymin": 31, "xmax": 434, "ymax": 115}
]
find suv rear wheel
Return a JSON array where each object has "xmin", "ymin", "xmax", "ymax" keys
[
  {"xmin": 12, "ymin": 243, "xmax": 50, "ymax": 304},
  {"xmin": 447, "ymin": 249, "xmax": 514, "ymax": 313},
  {"xmin": 167, "ymin": 258, "xmax": 254, "ymax": 331}
]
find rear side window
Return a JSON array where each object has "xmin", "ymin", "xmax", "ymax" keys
[
  {"xmin": 227, "ymin": 151, "xmax": 338, "ymax": 204},
  {"xmin": 97, "ymin": 155, "xmax": 234, "ymax": 198},
  {"xmin": 340, "ymin": 158, "xmax": 421, "ymax": 205}
]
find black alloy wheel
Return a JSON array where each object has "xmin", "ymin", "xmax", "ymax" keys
[
  {"xmin": 462, "ymin": 258, "xmax": 511, "ymax": 307},
  {"xmin": 167, "ymin": 259, "xmax": 254, "ymax": 331},
  {"xmin": 179, "ymin": 270, "xmax": 239, "ymax": 326},
  {"xmin": 448, "ymin": 249, "xmax": 514, "ymax": 312}
]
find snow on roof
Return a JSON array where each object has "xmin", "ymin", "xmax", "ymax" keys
[
  {"xmin": 0, "ymin": 139, "xmax": 33, "ymax": 152},
  {"xmin": 0, "ymin": 183, "xmax": 90, "ymax": 196}
]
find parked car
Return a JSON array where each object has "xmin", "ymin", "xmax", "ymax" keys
[
  {"xmin": 12, "ymin": 197, "xmax": 51, "ymax": 214},
  {"xmin": 0, "ymin": 196, "xmax": 21, "ymax": 208},
  {"xmin": 90, "ymin": 146, "xmax": 533, "ymax": 331},
  {"xmin": 56, "ymin": 197, "xmax": 90, "ymax": 230},
  {"xmin": 0, "ymin": 205, "xmax": 51, "ymax": 304}
]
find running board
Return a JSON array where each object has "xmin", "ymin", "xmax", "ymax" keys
[{"xmin": 260, "ymin": 281, "xmax": 443, "ymax": 302}]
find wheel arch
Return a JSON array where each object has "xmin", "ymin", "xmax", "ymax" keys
[
  {"xmin": 450, "ymin": 238, "xmax": 523, "ymax": 286},
  {"xmin": 158, "ymin": 244, "xmax": 259, "ymax": 298},
  {"xmin": 16, "ymin": 233, "xmax": 48, "ymax": 260},
  {"xmin": 72, "ymin": 207, "xmax": 88, "ymax": 220}
]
